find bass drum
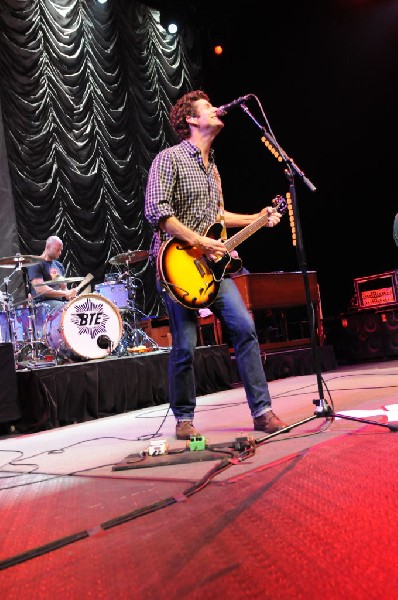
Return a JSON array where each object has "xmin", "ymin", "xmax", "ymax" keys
[{"xmin": 44, "ymin": 293, "xmax": 123, "ymax": 360}]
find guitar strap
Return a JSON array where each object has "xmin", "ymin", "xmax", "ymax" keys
[{"xmin": 213, "ymin": 166, "xmax": 227, "ymax": 241}]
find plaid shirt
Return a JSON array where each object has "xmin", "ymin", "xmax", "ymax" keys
[{"xmin": 145, "ymin": 140, "xmax": 223, "ymax": 260}]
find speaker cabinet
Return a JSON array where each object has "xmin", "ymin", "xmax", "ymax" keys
[
  {"xmin": 343, "ymin": 312, "xmax": 385, "ymax": 361},
  {"xmin": 354, "ymin": 271, "xmax": 398, "ymax": 309},
  {"xmin": 323, "ymin": 316, "xmax": 350, "ymax": 363},
  {"xmin": 0, "ymin": 343, "xmax": 21, "ymax": 423},
  {"xmin": 379, "ymin": 309, "xmax": 398, "ymax": 357}
]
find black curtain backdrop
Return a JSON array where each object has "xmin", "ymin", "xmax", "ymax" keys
[
  {"xmin": 0, "ymin": 0, "xmax": 201, "ymax": 316},
  {"xmin": 1, "ymin": 1, "xmax": 397, "ymax": 322}
]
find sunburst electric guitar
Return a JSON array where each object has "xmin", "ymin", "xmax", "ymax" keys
[{"xmin": 158, "ymin": 195, "xmax": 287, "ymax": 309}]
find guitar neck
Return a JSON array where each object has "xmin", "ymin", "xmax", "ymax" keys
[
  {"xmin": 223, "ymin": 196, "xmax": 286, "ymax": 254},
  {"xmin": 223, "ymin": 212, "xmax": 270, "ymax": 254}
]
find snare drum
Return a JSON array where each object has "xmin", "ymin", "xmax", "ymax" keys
[
  {"xmin": 94, "ymin": 281, "xmax": 129, "ymax": 309},
  {"xmin": 44, "ymin": 293, "xmax": 123, "ymax": 360}
]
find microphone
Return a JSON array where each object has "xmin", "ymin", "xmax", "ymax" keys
[
  {"xmin": 97, "ymin": 335, "xmax": 112, "ymax": 350},
  {"xmin": 216, "ymin": 94, "xmax": 252, "ymax": 116}
]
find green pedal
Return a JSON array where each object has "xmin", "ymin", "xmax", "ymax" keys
[{"xmin": 189, "ymin": 435, "xmax": 206, "ymax": 451}]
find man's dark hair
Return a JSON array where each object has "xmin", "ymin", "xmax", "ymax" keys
[{"xmin": 170, "ymin": 90, "xmax": 210, "ymax": 140}]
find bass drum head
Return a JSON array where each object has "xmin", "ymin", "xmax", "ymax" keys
[{"xmin": 44, "ymin": 293, "xmax": 123, "ymax": 360}]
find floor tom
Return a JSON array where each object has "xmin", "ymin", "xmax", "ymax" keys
[{"xmin": 12, "ymin": 302, "xmax": 52, "ymax": 342}]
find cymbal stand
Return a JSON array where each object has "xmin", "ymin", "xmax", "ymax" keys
[
  {"xmin": 16, "ymin": 296, "xmax": 44, "ymax": 364},
  {"xmin": 121, "ymin": 266, "xmax": 158, "ymax": 349},
  {"xmin": 1, "ymin": 262, "xmax": 48, "ymax": 367},
  {"xmin": 0, "ymin": 268, "xmax": 22, "ymax": 360},
  {"xmin": 0, "ymin": 292, "xmax": 17, "ymax": 350}
]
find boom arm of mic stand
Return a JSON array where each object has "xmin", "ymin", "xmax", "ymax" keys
[
  {"xmin": 239, "ymin": 104, "xmax": 317, "ymax": 192},
  {"xmin": 262, "ymin": 131, "xmax": 317, "ymax": 192},
  {"xmin": 239, "ymin": 102, "xmax": 327, "ymax": 401}
]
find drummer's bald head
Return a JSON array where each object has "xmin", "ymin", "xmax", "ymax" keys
[
  {"xmin": 44, "ymin": 236, "xmax": 64, "ymax": 261},
  {"xmin": 46, "ymin": 236, "xmax": 63, "ymax": 248}
]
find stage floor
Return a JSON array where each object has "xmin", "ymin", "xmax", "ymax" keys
[{"xmin": 0, "ymin": 358, "xmax": 398, "ymax": 598}]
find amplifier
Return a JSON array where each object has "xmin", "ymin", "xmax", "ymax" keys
[
  {"xmin": 354, "ymin": 271, "xmax": 398, "ymax": 309},
  {"xmin": 139, "ymin": 317, "xmax": 171, "ymax": 347}
]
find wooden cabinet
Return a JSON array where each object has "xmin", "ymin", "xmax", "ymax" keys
[{"xmin": 232, "ymin": 272, "xmax": 324, "ymax": 351}]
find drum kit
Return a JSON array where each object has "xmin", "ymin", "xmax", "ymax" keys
[
  {"xmin": 0, "ymin": 249, "xmax": 157, "ymax": 368},
  {"xmin": 94, "ymin": 249, "xmax": 157, "ymax": 356}
]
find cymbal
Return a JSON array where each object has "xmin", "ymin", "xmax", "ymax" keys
[
  {"xmin": 0, "ymin": 254, "xmax": 41, "ymax": 268},
  {"xmin": 109, "ymin": 250, "xmax": 148, "ymax": 265},
  {"xmin": 34, "ymin": 276, "xmax": 84, "ymax": 287}
]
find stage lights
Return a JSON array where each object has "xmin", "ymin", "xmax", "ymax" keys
[
  {"xmin": 286, "ymin": 192, "xmax": 297, "ymax": 248},
  {"xmin": 155, "ymin": 2, "xmax": 230, "ymax": 56},
  {"xmin": 159, "ymin": 8, "xmax": 182, "ymax": 35}
]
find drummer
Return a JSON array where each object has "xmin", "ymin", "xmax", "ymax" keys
[{"xmin": 27, "ymin": 236, "xmax": 78, "ymax": 311}]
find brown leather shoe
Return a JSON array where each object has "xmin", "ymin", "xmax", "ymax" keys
[
  {"xmin": 175, "ymin": 420, "xmax": 200, "ymax": 440},
  {"xmin": 253, "ymin": 410, "xmax": 288, "ymax": 434}
]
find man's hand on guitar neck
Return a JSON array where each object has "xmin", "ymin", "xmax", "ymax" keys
[
  {"xmin": 191, "ymin": 205, "xmax": 281, "ymax": 261},
  {"xmin": 258, "ymin": 205, "xmax": 282, "ymax": 228}
]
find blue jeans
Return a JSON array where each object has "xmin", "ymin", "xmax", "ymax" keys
[{"xmin": 161, "ymin": 277, "xmax": 272, "ymax": 421}]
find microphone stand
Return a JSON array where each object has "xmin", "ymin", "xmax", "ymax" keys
[{"xmin": 238, "ymin": 101, "xmax": 398, "ymax": 434}]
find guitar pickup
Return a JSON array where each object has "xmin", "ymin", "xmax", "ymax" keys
[{"xmin": 194, "ymin": 258, "xmax": 206, "ymax": 277}]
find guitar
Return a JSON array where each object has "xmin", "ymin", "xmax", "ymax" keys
[{"xmin": 158, "ymin": 195, "xmax": 287, "ymax": 310}]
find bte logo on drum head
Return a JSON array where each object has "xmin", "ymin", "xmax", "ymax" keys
[
  {"xmin": 71, "ymin": 297, "xmax": 110, "ymax": 339},
  {"xmin": 44, "ymin": 293, "xmax": 123, "ymax": 360}
]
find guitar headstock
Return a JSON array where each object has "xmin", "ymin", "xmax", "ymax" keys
[{"xmin": 272, "ymin": 194, "xmax": 287, "ymax": 215}]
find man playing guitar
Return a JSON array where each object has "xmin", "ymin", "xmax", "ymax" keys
[{"xmin": 145, "ymin": 90, "xmax": 289, "ymax": 440}]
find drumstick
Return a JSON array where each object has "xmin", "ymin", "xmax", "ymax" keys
[
  {"xmin": 79, "ymin": 284, "xmax": 92, "ymax": 295},
  {"xmin": 74, "ymin": 273, "xmax": 94, "ymax": 295}
]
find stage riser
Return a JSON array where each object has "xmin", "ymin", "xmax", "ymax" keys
[{"xmin": 15, "ymin": 345, "xmax": 234, "ymax": 433}]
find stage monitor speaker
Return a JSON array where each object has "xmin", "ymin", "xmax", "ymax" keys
[
  {"xmin": 342, "ymin": 312, "xmax": 385, "ymax": 361},
  {"xmin": 379, "ymin": 309, "xmax": 398, "ymax": 357},
  {"xmin": 0, "ymin": 343, "xmax": 21, "ymax": 424}
]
